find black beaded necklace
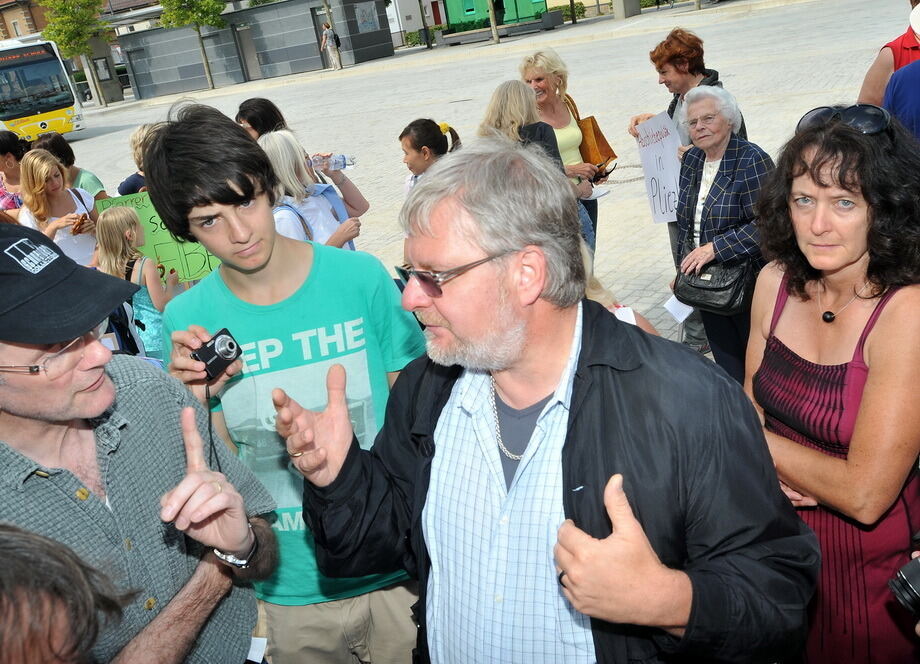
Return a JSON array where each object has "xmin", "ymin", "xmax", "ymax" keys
[{"xmin": 817, "ymin": 281, "xmax": 870, "ymax": 323}]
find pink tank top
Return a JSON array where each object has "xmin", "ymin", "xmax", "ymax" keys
[{"xmin": 753, "ymin": 275, "xmax": 899, "ymax": 451}]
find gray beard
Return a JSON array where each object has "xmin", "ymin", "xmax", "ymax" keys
[{"xmin": 424, "ymin": 289, "xmax": 526, "ymax": 372}]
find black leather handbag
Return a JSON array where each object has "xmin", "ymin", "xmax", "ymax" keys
[
  {"xmin": 674, "ymin": 255, "xmax": 755, "ymax": 316},
  {"xmin": 674, "ymin": 202, "xmax": 756, "ymax": 316}
]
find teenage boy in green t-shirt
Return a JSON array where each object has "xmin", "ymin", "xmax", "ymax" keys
[{"xmin": 145, "ymin": 104, "xmax": 426, "ymax": 664}]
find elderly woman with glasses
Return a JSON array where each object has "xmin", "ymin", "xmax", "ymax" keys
[
  {"xmin": 746, "ymin": 105, "xmax": 920, "ymax": 663},
  {"xmin": 674, "ymin": 85, "xmax": 773, "ymax": 383}
]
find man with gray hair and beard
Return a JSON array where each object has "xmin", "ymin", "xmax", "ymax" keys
[{"xmin": 272, "ymin": 140, "xmax": 820, "ymax": 664}]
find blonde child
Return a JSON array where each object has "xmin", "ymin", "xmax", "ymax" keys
[{"xmin": 96, "ymin": 206, "xmax": 179, "ymax": 359}]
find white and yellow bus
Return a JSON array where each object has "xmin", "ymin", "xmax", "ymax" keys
[{"xmin": 0, "ymin": 39, "xmax": 84, "ymax": 141}]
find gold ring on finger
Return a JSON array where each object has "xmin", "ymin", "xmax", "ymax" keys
[
  {"xmin": 289, "ymin": 451, "xmax": 304, "ymax": 458},
  {"xmin": 212, "ymin": 480, "xmax": 222, "ymax": 493}
]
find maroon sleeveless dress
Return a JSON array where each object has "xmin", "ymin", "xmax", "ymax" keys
[{"xmin": 753, "ymin": 276, "xmax": 920, "ymax": 664}]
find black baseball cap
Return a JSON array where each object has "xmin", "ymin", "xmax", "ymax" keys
[{"xmin": 0, "ymin": 224, "xmax": 139, "ymax": 344}]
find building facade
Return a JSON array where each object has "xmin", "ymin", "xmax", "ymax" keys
[
  {"xmin": 117, "ymin": 0, "xmax": 393, "ymax": 99},
  {"xmin": 0, "ymin": 0, "xmax": 46, "ymax": 39}
]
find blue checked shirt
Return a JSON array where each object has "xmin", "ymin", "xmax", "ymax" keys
[
  {"xmin": 676, "ymin": 133, "xmax": 775, "ymax": 264},
  {"xmin": 423, "ymin": 304, "xmax": 596, "ymax": 663}
]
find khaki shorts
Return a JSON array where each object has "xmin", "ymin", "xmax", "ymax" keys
[{"xmin": 259, "ymin": 581, "xmax": 418, "ymax": 664}]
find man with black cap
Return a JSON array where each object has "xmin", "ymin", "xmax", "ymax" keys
[{"xmin": 0, "ymin": 224, "xmax": 278, "ymax": 664}]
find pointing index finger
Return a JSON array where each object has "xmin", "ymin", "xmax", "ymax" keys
[{"xmin": 180, "ymin": 406, "xmax": 209, "ymax": 473}]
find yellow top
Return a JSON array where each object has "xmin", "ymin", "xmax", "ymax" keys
[{"xmin": 553, "ymin": 114, "xmax": 583, "ymax": 166}]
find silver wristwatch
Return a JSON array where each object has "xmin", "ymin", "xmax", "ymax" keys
[{"xmin": 214, "ymin": 524, "xmax": 257, "ymax": 569}]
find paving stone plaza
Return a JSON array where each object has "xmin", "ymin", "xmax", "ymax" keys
[{"xmin": 81, "ymin": 0, "xmax": 908, "ymax": 338}]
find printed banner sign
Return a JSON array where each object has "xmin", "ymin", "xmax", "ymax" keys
[
  {"xmin": 636, "ymin": 112, "xmax": 682, "ymax": 224},
  {"xmin": 95, "ymin": 193, "xmax": 219, "ymax": 282}
]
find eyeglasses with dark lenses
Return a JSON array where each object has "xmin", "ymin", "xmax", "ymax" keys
[
  {"xmin": 795, "ymin": 104, "xmax": 891, "ymax": 136},
  {"xmin": 396, "ymin": 252, "xmax": 513, "ymax": 298}
]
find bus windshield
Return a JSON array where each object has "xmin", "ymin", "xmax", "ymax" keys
[{"xmin": 0, "ymin": 45, "xmax": 74, "ymax": 121}]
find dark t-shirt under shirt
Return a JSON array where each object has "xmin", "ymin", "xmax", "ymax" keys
[{"xmin": 494, "ymin": 391, "xmax": 553, "ymax": 488}]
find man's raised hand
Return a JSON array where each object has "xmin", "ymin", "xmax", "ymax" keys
[
  {"xmin": 272, "ymin": 364, "xmax": 354, "ymax": 488},
  {"xmin": 159, "ymin": 407, "xmax": 253, "ymax": 556}
]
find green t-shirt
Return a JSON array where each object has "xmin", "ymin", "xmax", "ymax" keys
[
  {"xmin": 73, "ymin": 168, "xmax": 106, "ymax": 197},
  {"xmin": 162, "ymin": 243, "xmax": 426, "ymax": 606}
]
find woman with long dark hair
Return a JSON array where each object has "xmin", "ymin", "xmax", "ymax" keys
[{"xmin": 746, "ymin": 106, "xmax": 920, "ymax": 663}]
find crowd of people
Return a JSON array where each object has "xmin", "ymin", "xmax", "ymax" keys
[{"xmin": 1, "ymin": 4, "xmax": 919, "ymax": 663}]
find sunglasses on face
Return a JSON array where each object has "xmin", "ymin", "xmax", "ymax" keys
[
  {"xmin": 396, "ymin": 252, "xmax": 513, "ymax": 298},
  {"xmin": 795, "ymin": 104, "xmax": 891, "ymax": 135}
]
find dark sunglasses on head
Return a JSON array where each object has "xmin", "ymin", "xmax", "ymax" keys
[
  {"xmin": 796, "ymin": 104, "xmax": 891, "ymax": 135},
  {"xmin": 396, "ymin": 252, "xmax": 513, "ymax": 298}
]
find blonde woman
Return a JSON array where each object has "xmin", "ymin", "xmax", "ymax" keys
[
  {"xmin": 520, "ymin": 49, "xmax": 608, "ymax": 235},
  {"xmin": 258, "ymin": 129, "xmax": 360, "ymax": 248},
  {"xmin": 19, "ymin": 149, "xmax": 97, "ymax": 265},
  {"xmin": 478, "ymin": 80, "xmax": 595, "ymax": 246},
  {"xmin": 117, "ymin": 123, "xmax": 160, "ymax": 195},
  {"xmin": 96, "ymin": 205, "xmax": 179, "ymax": 359},
  {"xmin": 478, "ymin": 79, "xmax": 563, "ymax": 170}
]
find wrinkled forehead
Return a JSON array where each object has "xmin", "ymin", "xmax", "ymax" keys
[
  {"xmin": 686, "ymin": 96, "xmax": 720, "ymax": 117},
  {"xmin": 404, "ymin": 197, "xmax": 488, "ymax": 261},
  {"xmin": 406, "ymin": 196, "xmax": 482, "ymax": 241}
]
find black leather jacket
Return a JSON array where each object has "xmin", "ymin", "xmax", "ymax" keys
[{"xmin": 303, "ymin": 300, "xmax": 819, "ymax": 663}]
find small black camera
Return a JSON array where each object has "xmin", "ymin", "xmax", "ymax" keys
[
  {"xmin": 889, "ymin": 531, "xmax": 920, "ymax": 616},
  {"xmin": 191, "ymin": 328, "xmax": 242, "ymax": 380}
]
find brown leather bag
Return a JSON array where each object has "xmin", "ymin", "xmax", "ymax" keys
[{"xmin": 564, "ymin": 94, "xmax": 617, "ymax": 170}]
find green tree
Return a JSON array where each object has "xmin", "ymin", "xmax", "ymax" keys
[
  {"xmin": 39, "ymin": 0, "xmax": 109, "ymax": 106},
  {"xmin": 159, "ymin": 0, "xmax": 228, "ymax": 90}
]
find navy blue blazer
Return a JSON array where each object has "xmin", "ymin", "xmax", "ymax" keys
[{"xmin": 676, "ymin": 133, "xmax": 774, "ymax": 265}]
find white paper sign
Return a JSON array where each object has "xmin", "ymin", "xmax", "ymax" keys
[{"xmin": 636, "ymin": 112, "xmax": 682, "ymax": 224}]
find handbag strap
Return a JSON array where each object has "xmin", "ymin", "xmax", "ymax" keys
[
  {"xmin": 70, "ymin": 187, "xmax": 92, "ymax": 214},
  {"xmin": 563, "ymin": 94, "xmax": 581, "ymax": 122},
  {"xmin": 274, "ymin": 203, "xmax": 313, "ymax": 241}
]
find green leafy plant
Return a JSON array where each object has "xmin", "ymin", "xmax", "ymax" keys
[
  {"xmin": 40, "ymin": 0, "xmax": 109, "ymax": 102},
  {"xmin": 159, "ymin": 0, "xmax": 227, "ymax": 90},
  {"xmin": 444, "ymin": 18, "xmax": 491, "ymax": 33},
  {"xmin": 561, "ymin": 1, "xmax": 586, "ymax": 20}
]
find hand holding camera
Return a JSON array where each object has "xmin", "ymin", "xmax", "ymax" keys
[{"xmin": 169, "ymin": 325, "xmax": 243, "ymax": 406}]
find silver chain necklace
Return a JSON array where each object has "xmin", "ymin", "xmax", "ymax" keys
[
  {"xmin": 817, "ymin": 281, "xmax": 870, "ymax": 323},
  {"xmin": 489, "ymin": 376, "xmax": 523, "ymax": 461}
]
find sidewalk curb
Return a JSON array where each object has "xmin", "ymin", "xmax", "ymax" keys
[{"xmin": 85, "ymin": 0, "xmax": 816, "ymax": 116}]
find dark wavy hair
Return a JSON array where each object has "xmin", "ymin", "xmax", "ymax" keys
[
  {"xmin": 757, "ymin": 116, "xmax": 920, "ymax": 298},
  {"xmin": 235, "ymin": 97, "xmax": 288, "ymax": 138},
  {"xmin": 144, "ymin": 103, "xmax": 279, "ymax": 242},
  {"xmin": 0, "ymin": 130, "xmax": 29, "ymax": 161},
  {"xmin": 31, "ymin": 131, "xmax": 75, "ymax": 168}
]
